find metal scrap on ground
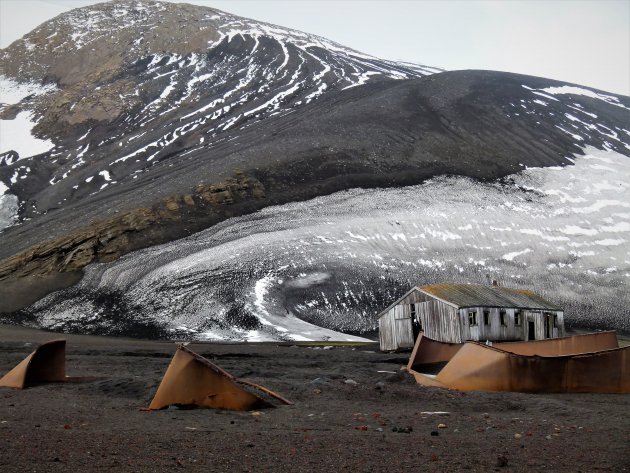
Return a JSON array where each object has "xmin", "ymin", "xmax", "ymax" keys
[
  {"xmin": 406, "ymin": 331, "xmax": 630, "ymax": 393},
  {"xmin": 148, "ymin": 344, "xmax": 292, "ymax": 411},
  {"xmin": 0, "ymin": 339, "xmax": 92, "ymax": 389}
]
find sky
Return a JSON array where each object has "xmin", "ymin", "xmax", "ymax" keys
[{"xmin": 0, "ymin": 0, "xmax": 628, "ymax": 96}]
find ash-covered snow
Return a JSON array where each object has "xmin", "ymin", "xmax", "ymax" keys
[{"xmin": 29, "ymin": 146, "xmax": 630, "ymax": 339}]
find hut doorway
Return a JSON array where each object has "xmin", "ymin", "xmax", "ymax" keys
[{"xmin": 528, "ymin": 321, "xmax": 536, "ymax": 341}]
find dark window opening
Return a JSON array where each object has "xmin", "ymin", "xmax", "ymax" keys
[
  {"xmin": 411, "ymin": 303, "xmax": 422, "ymax": 337},
  {"xmin": 514, "ymin": 311, "xmax": 521, "ymax": 326},
  {"xmin": 469, "ymin": 311, "xmax": 477, "ymax": 326},
  {"xmin": 500, "ymin": 310, "xmax": 507, "ymax": 326},
  {"xmin": 483, "ymin": 310, "xmax": 490, "ymax": 326},
  {"xmin": 544, "ymin": 312, "xmax": 551, "ymax": 338}
]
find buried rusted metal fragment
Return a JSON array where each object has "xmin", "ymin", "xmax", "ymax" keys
[
  {"xmin": 148, "ymin": 345, "xmax": 292, "ymax": 411},
  {"xmin": 408, "ymin": 332, "xmax": 630, "ymax": 393},
  {"xmin": 0, "ymin": 339, "xmax": 69, "ymax": 389},
  {"xmin": 407, "ymin": 333, "xmax": 464, "ymax": 371},
  {"xmin": 493, "ymin": 330, "xmax": 619, "ymax": 356}
]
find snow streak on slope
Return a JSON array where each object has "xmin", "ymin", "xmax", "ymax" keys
[{"xmin": 28, "ymin": 146, "xmax": 630, "ymax": 340}]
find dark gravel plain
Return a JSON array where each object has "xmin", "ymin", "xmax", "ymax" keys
[{"xmin": 1, "ymin": 325, "xmax": 629, "ymax": 472}]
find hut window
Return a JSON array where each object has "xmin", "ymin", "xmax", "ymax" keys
[
  {"xmin": 552, "ymin": 314, "xmax": 558, "ymax": 328},
  {"xmin": 500, "ymin": 310, "xmax": 507, "ymax": 326},
  {"xmin": 483, "ymin": 310, "xmax": 490, "ymax": 326},
  {"xmin": 514, "ymin": 311, "xmax": 521, "ymax": 326},
  {"xmin": 469, "ymin": 311, "xmax": 478, "ymax": 326},
  {"xmin": 410, "ymin": 304, "xmax": 416, "ymax": 318}
]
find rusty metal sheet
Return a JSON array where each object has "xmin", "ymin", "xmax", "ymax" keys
[
  {"xmin": 420, "ymin": 283, "xmax": 561, "ymax": 310},
  {"xmin": 408, "ymin": 331, "xmax": 620, "ymax": 372},
  {"xmin": 0, "ymin": 339, "xmax": 67, "ymax": 389},
  {"xmin": 409, "ymin": 338, "xmax": 630, "ymax": 393},
  {"xmin": 407, "ymin": 333, "xmax": 463, "ymax": 370},
  {"xmin": 148, "ymin": 345, "xmax": 291, "ymax": 411},
  {"xmin": 494, "ymin": 330, "xmax": 619, "ymax": 356}
]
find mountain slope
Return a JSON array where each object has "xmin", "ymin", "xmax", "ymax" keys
[
  {"xmin": 1, "ymin": 0, "xmax": 435, "ymax": 223},
  {"xmin": 0, "ymin": 1, "xmax": 629, "ymax": 339}
]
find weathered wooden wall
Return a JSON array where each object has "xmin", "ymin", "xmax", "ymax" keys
[
  {"xmin": 523, "ymin": 310, "xmax": 565, "ymax": 341},
  {"xmin": 378, "ymin": 290, "xmax": 420, "ymax": 351},
  {"xmin": 417, "ymin": 299, "xmax": 461, "ymax": 343},
  {"xmin": 460, "ymin": 308, "xmax": 565, "ymax": 342}
]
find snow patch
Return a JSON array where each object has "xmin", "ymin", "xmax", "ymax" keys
[
  {"xmin": 0, "ymin": 76, "xmax": 57, "ymax": 105},
  {"xmin": 540, "ymin": 85, "xmax": 629, "ymax": 111},
  {"xmin": 502, "ymin": 248, "xmax": 532, "ymax": 261},
  {"xmin": 0, "ymin": 111, "xmax": 54, "ymax": 159}
]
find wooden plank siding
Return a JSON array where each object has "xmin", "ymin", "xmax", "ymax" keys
[
  {"xmin": 378, "ymin": 291, "xmax": 421, "ymax": 351},
  {"xmin": 378, "ymin": 310, "xmax": 397, "ymax": 351},
  {"xmin": 417, "ymin": 300, "xmax": 462, "ymax": 343},
  {"xmin": 379, "ymin": 288, "xmax": 437, "ymax": 351},
  {"xmin": 460, "ymin": 308, "xmax": 565, "ymax": 342},
  {"xmin": 461, "ymin": 307, "xmax": 521, "ymax": 342},
  {"xmin": 523, "ymin": 310, "xmax": 565, "ymax": 341},
  {"xmin": 394, "ymin": 305, "xmax": 415, "ymax": 347}
]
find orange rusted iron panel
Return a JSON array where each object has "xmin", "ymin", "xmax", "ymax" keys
[
  {"xmin": 494, "ymin": 331, "xmax": 619, "ymax": 356},
  {"xmin": 419, "ymin": 283, "xmax": 561, "ymax": 310},
  {"xmin": 408, "ymin": 331, "xmax": 621, "ymax": 372},
  {"xmin": 148, "ymin": 345, "xmax": 291, "ymax": 411},
  {"xmin": 410, "ymin": 339, "xmax": 630, "ymax": 393},
  {"xmin": 407, "ymin": 333, "xmax": 463, "ymax": 371},
  {"xmin": 0, "ymin": 339, "xmax": 67, "ymax": 389}
]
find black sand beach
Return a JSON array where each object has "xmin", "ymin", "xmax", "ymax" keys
[{"xmin": 1, "ymin": 325, "xmax": 629, "ymax": 472}]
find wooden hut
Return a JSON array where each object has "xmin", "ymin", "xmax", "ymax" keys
[{"xmin": 378, "ymin": 283, "xmax": 564, "ymax": 351}]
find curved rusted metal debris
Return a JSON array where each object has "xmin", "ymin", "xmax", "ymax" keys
[
  {"xmin": 148, "ymin": 344, "xmax": 292, "ymax": 411},
  {"xmin": 408, "ymin": 331, "xmax": 630, "ymax": 393},
  {"xmin": 0, "ymin": 339, "xmax": 68, "ymax": 389},
  {"xmin": 407, "ymin": 333, "xmax": 464, "ymax": 369},
  {"xmin": 493, "ymin": 330, "xmax": 620, "ymax": 356}
]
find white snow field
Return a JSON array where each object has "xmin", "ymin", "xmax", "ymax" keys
[
  {"xmin": 31, "ymin": 146, "xmax": 630, "ymax": 340},
  {"xmin": 0, "ymin": 111, "xmax": 54, "ymax": 159}
]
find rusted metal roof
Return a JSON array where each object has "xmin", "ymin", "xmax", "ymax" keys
[{"xmin": 419, "ymin": 283, "xmax": 562, "ymax": 310}]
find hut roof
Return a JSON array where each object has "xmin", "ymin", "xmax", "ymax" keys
[{"xmin": 419, "ymin": 283, "xmax": 562, "ymax": 310}]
